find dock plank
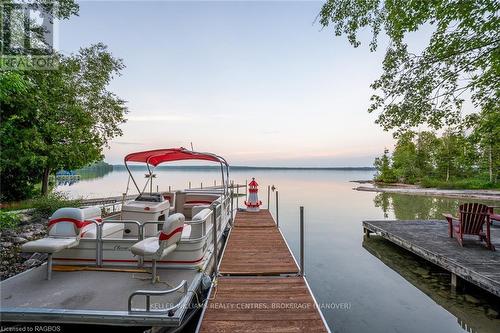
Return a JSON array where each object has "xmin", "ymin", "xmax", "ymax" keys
[
  {"xmin": 363, "ymin": 219, "xmax": 500, "ymax": 297},
  {"xmin": 220, "ymin": 211, "xmax": 298, "ymax": 275},
  {"xmin": 199, "ymin": 209, "xmax": 329, "ymax": 332},
  {"xmin": 200, "ymin": 277, "xmax": 327, "ymax": 333},
  {"xmin": 234, "ymin": 210, "xmax": 277, "ymax": 228}
]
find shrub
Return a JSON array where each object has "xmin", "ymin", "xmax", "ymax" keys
[
  {"xmin": 0, "ymin": 211, "xmax": 21, "ymax": 231},
  {"xmin": 30, "ymin": 192, "xmax": 82, "ymax": 219}
]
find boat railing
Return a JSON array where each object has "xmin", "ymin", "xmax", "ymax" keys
[
  {"xmin": 88, "ymin": 195, "xmax": 233, "ymax": 267},
  {"xmin": 92, "ymin": 219, "xmax": 142, "ymax": 267},
  {"xmin": 128, "ymin": 279, "xmax": 188, "ymax": 315}
]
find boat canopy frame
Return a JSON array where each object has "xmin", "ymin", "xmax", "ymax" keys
[{"xmin": 124, "ymin": 147, "xmax": 230, "ymax": 195}]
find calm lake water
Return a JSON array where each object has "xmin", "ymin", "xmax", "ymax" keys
[{"xmin": 56, "ymin": 168, "xmax": 500, "ymax": 333}]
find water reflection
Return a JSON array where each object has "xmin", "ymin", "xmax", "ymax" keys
[
  {"xmin": 56, "ymin": 163, "xmax": 114, "ymax": 187},
  {"xmin": 363, "ymin": 237, "xmax": 500, "ymax": 333},
  {"xmin": 374, "ymin": 192, "xmax": 500, "ymax": 220}
]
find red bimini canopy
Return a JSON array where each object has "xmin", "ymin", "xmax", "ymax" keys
[{"xmin": 124, "ymin": 148, "xmax": 223, "ymax": 167}]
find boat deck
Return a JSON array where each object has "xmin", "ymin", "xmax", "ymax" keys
[
  {"xmin": 198, "ymin": 210, "xmax": 329, "ymax": 332},
  {"xmin": 0, "ymin": 265, "xmax": 198, "ymax": 325},
  {"xmin": 362, "ymin": 220, "xmax": 500, "ymax": 297}
]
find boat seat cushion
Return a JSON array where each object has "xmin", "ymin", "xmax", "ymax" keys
[
  {"xmin": 192, "ymin": 208, "xmax": 211, "ymax": 221},
  {"xmin": 130, "ymin": 238, "xmax": 178, "ymax": 259},
  {"xmin": 130, "ymin": 237, "xmax": 160, "ymax": 256},
  {"xmin": 191, "ymin": 205, "xmax": 210, "ymax": 221},
  {"xmin": 81, "ymin": 223, "xmax": 124, "ymax": 239},
  {"xmin": 21, "ymin": 237, "xmax": 79, "ymax": 254},
  {"xmin": 181, "ymin": 224, "xmax": 192, "ymax": 239}
]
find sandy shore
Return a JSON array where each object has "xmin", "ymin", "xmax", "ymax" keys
[{"xmin": 352, "ymin": 182, "xmax": 500, "ymax": 201}]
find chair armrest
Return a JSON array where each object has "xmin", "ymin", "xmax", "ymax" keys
[{"xmin": 442, "ymin": 213, "xmax": 458, "ymax": 221}]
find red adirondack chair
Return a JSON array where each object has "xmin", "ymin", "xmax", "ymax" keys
[
  {"xmin": 443, "ymin": 203, "xmax": 495, "ymax": 251},
  {"xmin": 489, "ymin": 206, "xmax": 500, "ymax": 224}
]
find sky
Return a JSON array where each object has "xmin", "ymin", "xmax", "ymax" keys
[{"xmin": 59, "ymin": 0, "xmax": 396, "ymax": 167}]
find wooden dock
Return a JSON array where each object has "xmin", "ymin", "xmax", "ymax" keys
[
  {"xmin": 198, "ymin": 210, "xmax": 330, "ymax": 332},
  {"xmin": 363, "ymin": 220, "xmax": 500, "ymax": 297}
]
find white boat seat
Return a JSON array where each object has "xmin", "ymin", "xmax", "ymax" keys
[
  {"xmin": 20, "ymin": 206, "xmax": 102, "ymax": 280},
  {"xmin": 192, "ymin": 205, "xmax": 210, "ymax": 217},
  {"xmin": 21, "ymin": 237, "xmax": 79, "ymax": 253},
  {"xmin": 190, "ymin": 208, "xmax": 211, "ymax": 238},
  {"xmin": 181, "ymin": 224, "xmax": 192, "ymax": 239},
  {"xmin": 131, "ymin": 240, "xmax": 177, "ymax": 258},
  {"xmin": 81, "ymin": 223, "xmax": 124, "ymax": 239},
  {"xmin": 130, "ymin": 213, "xmax": 185, "ymax": 283}
]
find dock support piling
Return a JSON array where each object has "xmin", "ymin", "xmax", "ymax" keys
[
  {"xmin": 212, "ymin": 206, "xmax": 218, "ymax": 277},
  {"xmin": 300, "ymin": 206, "xmax": 305, "ymax": 277},
  {"xmin": 451, "ymin": 273, "xmax": 461, "ymax": 292},
  {"xmin": 275, "ymin": 191, "xmax": 279, "ymax": 228}
]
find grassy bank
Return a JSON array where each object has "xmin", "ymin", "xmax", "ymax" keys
[{"xmin": 375, "ymin": 177, "xmax": 500, "ymax": 190}]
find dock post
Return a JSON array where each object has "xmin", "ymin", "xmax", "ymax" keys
[
  {"xmin": 169, "ymin": 185, "xmax": 171, "ymax": 192},
  {"xmin": 300, "ymin": 206, "xmax": 305, "ymax": 276},
  {"xmin": 364, "ymin": 227, "xmax": 370, "ymax": 238},
  {"xmin": 236, "ymin": 185, "xmax": 239, "ymax": 209},
  {"xmin": 201, "ymin": 182, "xmax": 203, "ymax": 189},
  {"xmin": 230, "ymin": 188, "xmax": 234, "ymax": 225},
  {"xmin": 212, "ymin": 205, "xmax": 218, "ymax": 277},
  {"xmin": 267, "ymin": 185, "xmax": 270, "ymax": 209},
  {"xmin": 189, "ymin": 181, "xmax": 191, "ymax": 189},
  {"xmin": 275, "ymin": 191, "xmax": 279, "ymax": 228}
]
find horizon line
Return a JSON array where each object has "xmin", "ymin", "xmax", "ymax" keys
[{"xmin": 110, "ymin": 164, "xmax": 376, "ymax": 170}]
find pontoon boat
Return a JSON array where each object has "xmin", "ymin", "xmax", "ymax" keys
[{"xmin": 0, "ymin": 148, "xmax": 233, "ymax": 330}]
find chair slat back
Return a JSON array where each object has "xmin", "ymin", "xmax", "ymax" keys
[{"xmin": 459, "ymin": 203, "xmax": 489, "ymax": 235}]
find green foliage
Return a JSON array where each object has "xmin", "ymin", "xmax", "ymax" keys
[
  {"xmin": 373, "ymin": 129, "xmax": 499, "ymax": 189},
  {"xmin": 374, "ymin": 148, "xmax": 397, "ymax": 183},
  {"xmin": 391, "ymin": 132, "xmax": 418, "ymax": 183},
  {"xmin": 319, "ymin": 0, "xmax": 499, "ymax": 134},
  {"xmin": 30, "ymin": 192, "xmax": 81, "ymax": 219},
  {"xmin": 420, "ymin": 176, "xmax": 500, "ymax": 190},
  {"xmin": 0, "ymin": 211, "xmax": 21, "ymax": 231},
  {"xmin": 0, "ymin": 45, "xmax": 127, "ymax": 201}
]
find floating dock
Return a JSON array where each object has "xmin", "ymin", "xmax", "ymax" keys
[
  {"xmin": 198, "ymin": 210, "xmax": 330, "ymax": 332},
  {"xmin": 363, "ymin": 220, "xmax": 500, "ymax": 297}
]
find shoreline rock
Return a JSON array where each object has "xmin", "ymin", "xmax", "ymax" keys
[{"xmin": 0, "ymin": 218, "xmax": 47, "ymax": 280}]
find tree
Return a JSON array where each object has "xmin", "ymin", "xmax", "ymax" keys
[
  {"xmin": 415, "ymin": 131, "xmax": 438, "ymax": 179},
  {"xmin": 374, "ymin": 148, "xmax": 396, "ymax": 183},
  {"xmin": 471, "ymin": 108, "xmax": 500, "ymax": 183},
  {"xmin": 0, "ymin": 44, "xmax": 127, "ymax": 200},
  {"xmin": 319, "ymin": 0, "xmax": 499, "ymax": 134},
  {"xmin": 434, "ymin": 130, "xmax": 463, "ymax": 182},
  {"xmin": 391, "ymin": 131, "xmax": 418, "ymax": 183}
]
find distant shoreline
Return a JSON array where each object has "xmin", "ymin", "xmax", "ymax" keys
[
  {"xmin": 353, "ymin": 182, "xmax": 500, "ymax": 201},
  {"xmin": 112, "ymin": 165, "xmax": 376, "ymax": 171}
]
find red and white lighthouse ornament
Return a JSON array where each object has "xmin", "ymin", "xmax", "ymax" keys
[{"xmin": 245, "ymin": 178, "xmax": 262, "ymax": 212}]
